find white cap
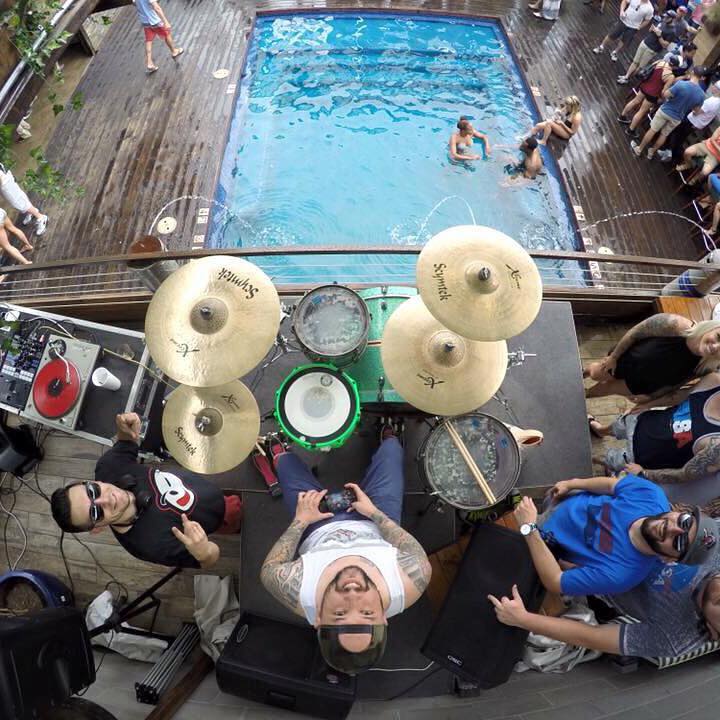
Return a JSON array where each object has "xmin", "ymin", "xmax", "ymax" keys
[{"xmin": 714, "ymin": 80, "xmax": 720, "ymax": 92}]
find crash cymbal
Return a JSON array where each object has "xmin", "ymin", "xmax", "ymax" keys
[
  {"xmin": 380, "ymin": 296, "xmax": 507, "ymax": 416},
  {"xmin": 416, "ymin": 225, "xmax": 542, "ymax": 341},
  {"xmin": 145, "ymin": 256, "xmax": 280, "ymax": 386},
  {"xmin": 162, "ymin": 380, "xmax": 260, "ymax": 474}
]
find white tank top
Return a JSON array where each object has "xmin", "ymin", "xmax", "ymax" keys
[{"xmin": 298, "ymin": 520, "xmax": 405, "ymax": 625}]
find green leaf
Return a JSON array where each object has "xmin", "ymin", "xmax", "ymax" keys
[
  {"xmin": 52, "ymin": 103, "xmax": 64, "ymax": 116},
  {"xmin": 47, "ymin": 91, "xmax": 57, "ymax": 103},
  {"xmin": 70, "ymin": 92, "xmax": 83, "ymax": 111},
  {"xmin": 101, "ymin": 15, "xmax": 112, "ymax": 26}
]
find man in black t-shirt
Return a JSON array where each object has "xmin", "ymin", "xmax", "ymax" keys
[
  {"xmin": 618, "ymin": 12, "xmax": 677, "ymax": 84},
  {"xmin": 50, "ymin": 413, "xmax": 241, "ymax": 568}
]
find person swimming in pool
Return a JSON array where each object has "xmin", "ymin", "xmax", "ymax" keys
[
  {"xmin": 449, "ymin": 117, "xmax": 491, "ymax": 161},
  {"xmin": 501, "ymin": 137, "xmax": 544, "ymax": 186}
]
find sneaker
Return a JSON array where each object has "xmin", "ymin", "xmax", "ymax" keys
[
  {"xmin": 616, "ymin": 75, "xmax": 629, "ymax": 85},
  {"xmin": 617, "ymin": 115, "xmax": 631, "ymax": 124},
  {"xmin": 592, "ymin": 45, "xmax": 604, "ymax": 54},
  {"xmin": 631, "ymin": 140, "xmax": 642, "ymax": 157},
  {"xmin": 610, "ymin": 50, "xmax": 618, "ymax": 62},
  {"xmin": 657, "ymin": 149, "xmax": 673, "ymax": 162},
  {"xmin": 21, "ymin": 212, "xmax": 32, "ymax": 226},
  {"xmin": 379, "ymin": 417, "xmax": 405, "ymax": 445},
  {"xmin": 35, "ymin": 214, "xmax": 48, "ymax": 236},
  {"xmin": 625, "ymin": 126, "xmax": 639, "ymax": 138},
  {"xmin": 647, "ymin": 147, "xmax": 656, "ymax": 159}
]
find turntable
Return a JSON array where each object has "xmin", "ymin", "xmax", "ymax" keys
[{"xmin": 23, "ymin": 335, "xmax": 101, "ymax": 431}]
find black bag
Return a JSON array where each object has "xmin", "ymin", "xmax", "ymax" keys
[{"xmin": 635, "ymin": 59, "xmax": 660, "ymax": 84}]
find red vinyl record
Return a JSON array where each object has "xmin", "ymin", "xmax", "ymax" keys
[{"xmin": 32, "ymin": 358, "xmax": 82, "ymax": 419}]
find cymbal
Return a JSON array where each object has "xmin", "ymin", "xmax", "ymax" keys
[
  {"xmin": 162, "ymin": 380, "xmax": 260, "ymax": 474},
  {"xmin": 380, "ymin": 296, "xmax": 507, "ymax": 416},
  {"xmin": 145, "ymin": 256, "xmax": 281, "ymax": 386},
  {"xmin": 416, "ymin": 225, "xmax": 542, "ymax": 341}
]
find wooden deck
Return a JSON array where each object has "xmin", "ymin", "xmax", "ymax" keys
[{"xmin": 21, "ymin": 0, "xmax": 709, "ymax": 276}]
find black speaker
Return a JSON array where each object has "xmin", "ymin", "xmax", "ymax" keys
[
  {"xmin": 0, "ymin": 606, "xmax": 95, "ymax": 719},
  {"xmin": 421, "ymin": 523, "xmax": 545, "ymax": 687},
  {"xmin": 216, "ymin": 611, "xmax": 356, "ymax": 720},
  {"xmin": 0, "ymin": 421, "xmax": 42, "ymax": 476}
]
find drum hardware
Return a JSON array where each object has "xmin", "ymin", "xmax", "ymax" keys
[
  {"xmin": 416, "ymin": 225, "xmax": 542, "ymax": 342},
  {"xmin": 161, "ymin": 379, "xmax": 260, "ymax": 474},
  {"xmin": 145, "ymin": 256, "xmax": 281, "ymax": 387},
  {"xmin": 507, "ymin": 348, "xmax": 536, "ymax": 368},
  {"xmin": 380, "ymin": 296, "xmax": 508, "ymax": 416}
]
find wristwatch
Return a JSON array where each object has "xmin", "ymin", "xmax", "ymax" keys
[{"xmin": 520, "ymin": 522, "xmax": 538, "ymax": 536}]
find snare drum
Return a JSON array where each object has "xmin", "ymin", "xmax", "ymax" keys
[
  {"xmin": 345, "ymin": 286, "xmax": 417, "ymax": 406},
  {"xmin": 275, "ymin": 364, "xmax": 361, "ymax": 451},
  {"xmin": 292, "ymin": 285, "xmax": 369, "ymax": 367},
  {"xmin": 418, "ymin": 413, "xmax": 521, "ymax": 510}
]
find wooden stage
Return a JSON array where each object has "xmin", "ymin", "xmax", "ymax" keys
[{"xmin": 24, "ymin": 0, "xmax": 709, "ymax": 276}]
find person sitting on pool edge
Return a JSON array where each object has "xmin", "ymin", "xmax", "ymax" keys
[
  {"xmin": 530, "ymin": 96, "xmax": 582, "ymax": 145},
  {"xmin": 260, "ymin": 421, "xmax": 431, "ymax": 673},
  {"xmin": 449, "ymin": 116, "xmax": 491, "ymax": 161}
]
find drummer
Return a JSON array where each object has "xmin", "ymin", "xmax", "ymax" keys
[
  {"xmin": 49, "ymin": 413, "xmax": 243, "ymax": 569},
  {"xmin": 512, "ymin": 474, "xmax": 719, "ymax": 597},
  {"xmin": 260, "ymin": 420, "xmax": 431, "ymax": 673}
]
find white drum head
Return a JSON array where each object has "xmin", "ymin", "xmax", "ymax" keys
[{"xmin": 284, "ymin": 370, "xmax": 352, "ymax": 438}]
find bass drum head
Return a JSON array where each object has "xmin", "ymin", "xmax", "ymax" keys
[
  {"xmin": 292, "ymin": 285, "xmax": 369, "ymax": 365},
  {"xmin": 421, "ymin": 413, "xmax": 521, "ymax": 510},
  {"xmin": 275, "ymin": 364, "xmax": 361, "ymax": 450}
]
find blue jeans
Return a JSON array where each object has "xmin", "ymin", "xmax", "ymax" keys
[{"xmin": 276, "ymin": 438, "xmax": 405, "ymax": 539}]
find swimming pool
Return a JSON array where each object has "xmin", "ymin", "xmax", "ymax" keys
[{"xmin": 210, "ymin": 12, "xmax": 580, "ymax": 284}]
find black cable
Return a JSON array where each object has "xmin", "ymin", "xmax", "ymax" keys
[
  {"xmin": 1, "ymin": 479, "xmax": 17, "ymax": 570},
  {"xmin": 386, "ymin": 666, "xmax": 444, "ymax": 701},
  {"xmin": 12, "ymin": 474, "xmax": 49, "ymax": 501},
  {"xmin": 59, "ymin": 532, "xmax": 75, "ymax": 595},
  {"xmin": 72, "ymin": 535, "xmax": 129, "ymax": 599},
  {"xmin": 77, "ymin": 630, "xmax": 115, "ymax": 695}
]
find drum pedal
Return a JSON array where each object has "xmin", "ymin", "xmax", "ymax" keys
[{"xmin": 251, "ymin": 447, "xmax": 282, "ymax": 499}]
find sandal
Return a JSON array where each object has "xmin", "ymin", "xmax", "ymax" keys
[{"xmin": 587, "ymin": 415, "xmax": 603, "ymax": 439}]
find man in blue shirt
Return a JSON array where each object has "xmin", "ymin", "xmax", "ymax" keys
[
  {"xmin": 132, "ymin": 0, "xmax": 183, "ymax": 74},
  {"xmin": 631, "ymin": 65, "xmax": 706, "ymax": 158},
  {"xmin": 513, "ymin": 474, "xmax": 719, "ymax": 596}
]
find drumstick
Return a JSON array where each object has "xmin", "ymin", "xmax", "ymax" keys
[
  {"xmin": 445, "ymin": 421, "xmax": 497, "ymax": 505},
  {"xmin": 255, "ymin": 442, "xmax": 266, "ymax": 457}
]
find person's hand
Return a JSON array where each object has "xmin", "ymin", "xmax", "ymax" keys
[
  {"xmin": 172, "ymin": 513, "xmax": 213, "ymax": 563},
  {"xmin": 598, "ymin": 355, "xmax": 617, "ymax": 380},
  {"xmin": 164, "ymin": 22, "xmax": 171, "ymax": 30},
  {"xmin": 513, "ymin": 496, "xmax": 538, "ymax": 526},
  {"xmin": 345, "ymin": 482, "xmax": 378, "ymax": 518},
  {"xmin": 546, "ymin": 479, "xmax": 574, "ymax": 503},
  {"xmin": 470, "ymin": 153, "xmax": 482, "ymax": 160},
  {"xmin": 116, "ymin": 413, "xmax": 141, "ymax": 443},
  {"xmin": 294, "ymin": 490, "xmax": 333, "ymax": 525},
  {"xmin": 488, "ymin": 585, "xmax": 529, "ymax": 628},
  {"xmin": 624, "ymin": 463, "xmax": 645, "ymax": 476}
]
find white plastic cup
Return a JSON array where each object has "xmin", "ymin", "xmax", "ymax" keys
[{"xmin": 92, "ymin": 367, "xmax": 121, "ymax": 391}]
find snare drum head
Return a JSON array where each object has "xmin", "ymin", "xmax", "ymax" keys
[
  {"xmin": 276, "ymin": 364, "xmax": 361, "ymax": 449},
  {"xmin": 422, "ymin": 413, "xmax": 520, "ymax": 510},
  {"xmin": 293, "ymin": 286, "xmax": 369, "ymax": 360}
]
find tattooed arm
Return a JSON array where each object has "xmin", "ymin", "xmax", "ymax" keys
[
  {"xmin": 609, "ymin": 313, "xmax": 692, "ymax": 363},
  {"xmin": 260, "ymin": 519, "xmax": 308, "ymax": 617},
  {"xmin": 345, "ymin": 483, "xmax": 431, "ymax": 607},
  {"xmin": 642, "ymin": 437, "xmax": 720, "ymax": 485}
]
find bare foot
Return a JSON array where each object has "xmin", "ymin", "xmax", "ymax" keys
[
  {"xmin": 172, "ymin": 48, "xmax": 184, "ymax": 58},
  {"xmin": 21, "ymin": 244, "xmax": 33, "ymax": 253}
]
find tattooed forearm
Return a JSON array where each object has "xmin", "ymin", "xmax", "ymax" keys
[
  {"xmin": 369, "ymin": 510, "xmax": 431, "ymax": 593},
  {"xmin": 611, "ymin": 313, "xmax": 689, "ymax": 360},
  {"xmin": 644, "ymin": 440, "xmax": 720, "ymax": 484},
  {"xmin": 260, "ymin": 519, "xmax": 308, "ymax": 613}
]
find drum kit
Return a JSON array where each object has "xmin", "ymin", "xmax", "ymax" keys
[{"xmin": 143, "ymin": 226, "xmax": 543, "ymax": 510}]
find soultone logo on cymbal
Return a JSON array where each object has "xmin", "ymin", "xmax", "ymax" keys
[
  {"xmin": 433, "ymin": 263, "xmax": 452, "ymax": 301},
  {"xmin": 217, "ymin": 267, "xmax": 259, "ymax": 299}
]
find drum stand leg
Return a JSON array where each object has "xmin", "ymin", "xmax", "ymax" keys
[{"xmin": 418, "ymin": 494, "xmax": 445, "ymax": 517}]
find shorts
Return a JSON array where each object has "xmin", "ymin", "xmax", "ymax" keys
[
  {"xmin": 638, "ymin": 88, "xmax": 659, "ymax": 104},
  {"xmin": 609, "ymin": 21, "xmax": 637, "ymax": 44},
  {"xmin": 709, "ymin": 173, "xmax": 720, "ymax": 197},
  {"xmin": 605, "ymin": 413, "xmax": 639, "ymax": 472},
  {"xmin": 650, "ymin": 108, "xmax": 681, "ymax": 136},
  {"xmin": 0, "ymin": 174, "xmax": 31, "ymax": 212},
  {"xmin": 143, "ymin": 24, "xmax": 169, "ymax": 41},
  {"xmin": 633, "ymin": 42, "xmax": 659, "ymax": 69}
]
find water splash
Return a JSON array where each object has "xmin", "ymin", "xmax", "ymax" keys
[
  {"xmin": 579, "ymin": 210, "xmax": 717, "ymax": 253},
  {"xmin": 415, "ymin": 194, "xmax": 477, "ymax": 240}
]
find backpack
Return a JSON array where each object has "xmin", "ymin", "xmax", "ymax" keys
[{"xmin": 635, "ymin": 59, "xmax": 661, "ymax": 84}]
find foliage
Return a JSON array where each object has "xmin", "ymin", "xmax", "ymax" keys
[
  {"xmin": 22, "ymin": 147, "xmax": 84, "ymax": 202},
  {"xmin": 703, "ymin": 2, "xmax": 720, "ymax": 35}
]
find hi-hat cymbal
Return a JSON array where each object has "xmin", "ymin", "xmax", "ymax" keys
[
  {"xmin": 162, "ymin": 380, "xmax": 260, "ymax": 474},
  {"xmin": 416, "ymin": 225, "xmax": 542, "ymax": 341},
  {"xmin": 145, "ymin": 256, "xmax": 280, "ymax": 387},
  {"xmin": 380, "ymin": 296, "xmax": 507, "ymax": 416}
]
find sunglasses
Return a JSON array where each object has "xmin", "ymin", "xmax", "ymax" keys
[
  {"xmin": 673, "ymin": 512, "xmax": 695, "ymax": 556},
  {"xmin": 85, "ymin": 481, "xmax": 104, "ymax": 527}
]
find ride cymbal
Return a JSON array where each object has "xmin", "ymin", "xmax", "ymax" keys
[
  {"xmin": 145, "ymin": 256, "xmax": 281, "ymax": 386},
  {"xmin": 380, "ymin": 296, "xmax": 507, "ymax": 416},
  {"xmin": 416, "ymin": 225, "xmax": 542, "ymax": 341},
  {"xmin": 162, "ymin": 380, "xmax": 260, "ymax": 474}
]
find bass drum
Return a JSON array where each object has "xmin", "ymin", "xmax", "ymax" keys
[
  {"xmin": 345, "ymin": 286, "xmax": 417, "ymax": 407},
  {"xmin": 418, "ymin": 413, "xmax": 521, "ymax": 510},
  {"xmin": 292, "ymin": 285, "xmax": 369, "ymax": 367},
  {"xmin": 274, "ymin": 364, "xmax": 361, "ymax": 451}
]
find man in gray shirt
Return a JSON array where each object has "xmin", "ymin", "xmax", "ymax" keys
[{"xmin": 490, "ymin": 525, "xmax": 720, "ymax": 659}]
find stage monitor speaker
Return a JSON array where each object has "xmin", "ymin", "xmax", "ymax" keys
[
  {"xmin": 0, "ymin": 606, "xmax": 95, "ymax": 719},
  {"xmin": 216, "ymin": 611, "xmax": 357, "ymax": 720},
  {"xmin": 421, "ymin": 523, "xmax": 545, "ymax": 687}
]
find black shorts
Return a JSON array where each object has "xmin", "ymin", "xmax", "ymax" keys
[
  {"xmin": 609, "ymin": 20, "xmax": 637, "ymax": 44},
  {"xmin": 639, "ymin": 90, "xmax": 659, "ymax": 104}
]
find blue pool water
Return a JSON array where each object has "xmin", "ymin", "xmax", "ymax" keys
[{"xmin": 210, "ymin": 12, "xmax": 580, "ymax": 284}]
